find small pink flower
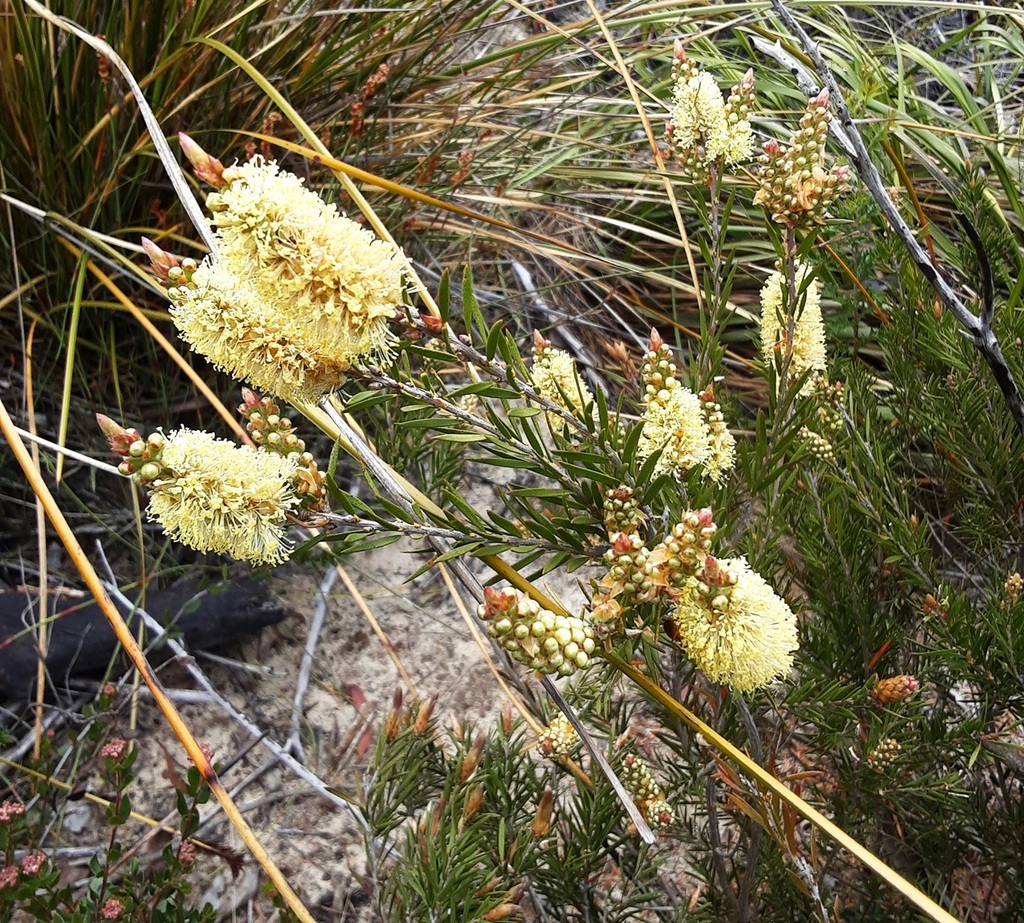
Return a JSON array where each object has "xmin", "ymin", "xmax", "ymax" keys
[
  {"xmin": 178, "ymin": 841, "xmax": 196, "ymax": 867},
  {"xmin": 100, "ymin": 897, "xmax": 125, "ymax": 920},
  {"xmin": 189, "ymin": 742, "xmax": 214, "ymax": 766},
  {"xmin": 0, "ymin": 800, "xmax": 25, "ymax": 823},
  {"xmin": 101, "ymin": 738, "xmax": 129, "ymax": 762},
  {"xmin": 20, "ymin": 852, "xmax": 46, "ymax": 875},
  {"xmin": 0, "ymin": 865, "xmax": 19, "ymax": 890}
]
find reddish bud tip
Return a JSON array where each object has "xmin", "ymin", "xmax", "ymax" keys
[
  {"xmin": 178, "ymin": 132, "xmax": 225, "ymax": 187},
  {"xmin": 96, "ymin": 414, "xmax": 141, "ymax": 456},
  {"xmin": 140, "ymin": 237, "xmax": 180, "ymax": 282}
]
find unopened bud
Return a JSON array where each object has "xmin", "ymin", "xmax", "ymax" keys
[
  {"xmin": 140, "ymin": 237, "xmax": 180, "ymax": 282},
  {"xmin": 413, "ymin": 694, "xmax": 438, "ymax": 736},
  {"xmin": 870, "ymin": 675, "xmax": 919, "ymax": 704},
  {"xmin": 460, "ymin": 733, "xmax": 486, "ymax": 783},
  {"xmin": 463, "ymin": 784, "xmax": 484, "ymax": 822},
  {"xmin": 385, "ymin": 687, "xmax": 404, "ymax": 741},
  {"xmin": 96, "ymin": 414, "xmax": 142, "ymax": 456},
  {"xmin": 531, "ymin": 788, "xmax": 555, "ymax": 837},
  {"xmin": 178, "ymin": 132, "xmax": 226, "ymax": 187}
]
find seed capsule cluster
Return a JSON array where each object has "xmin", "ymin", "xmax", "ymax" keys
[{"xmin": 477, "ymin": 588, "xmax": 595, "ymax": 677}]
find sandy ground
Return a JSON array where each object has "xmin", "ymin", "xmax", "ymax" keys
[{"xmin": 79, "ymin": 467, "xmax": 592, "ymax": 920}]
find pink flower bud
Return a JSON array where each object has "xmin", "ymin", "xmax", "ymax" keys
[{"xmin": 178, "ymin": 132, "xmax": 226, "ymax": 187}]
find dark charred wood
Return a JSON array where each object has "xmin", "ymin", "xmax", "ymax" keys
[{"xmin": 0, "ymin": 578, "xmax": 285, "ymax": 704}]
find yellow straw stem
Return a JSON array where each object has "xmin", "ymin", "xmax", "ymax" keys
[
  {"xmin": 0, "ymin": 397, "xmax": 315, "ymax": 923},
  {"xmin": 602, "ymin": 649, "xmax": 960, "ymax": 923}
]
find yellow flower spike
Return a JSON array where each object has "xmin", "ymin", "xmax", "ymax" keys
[
  {"xmin": 168, "ymin": 155, "xmax": 405, "ymax": 404},
  {"xmin": 668, "ymin": 54, "xmax": 755, "ymax": 173},
  {"xmin": 210, "ymin": 156, "xmax": 403, "ymax": 330},
  {"xmin": 671, "ymin": 556, "xmax": 798, "ymax": 692},
  {"xmin": 760, "ymin": 264, "xmax": 828, "ymax": 394},
  {"xmin": 143, "ymin": 429, "xmax": 301, "ymax": 565},
  {"xmin": 531, "ymin": 332, "xmax": 597, "ymax": 426},
  {"xmin": 699, "ymin": 385, "xmax": 736, "ymax": 484},
  {"xmin": 169, "ymin": 262, "xmax": 351, "ymax": 404},
  {"xmin": 638, "ymin": 385, "xmax": 712, "ymax": 478}
]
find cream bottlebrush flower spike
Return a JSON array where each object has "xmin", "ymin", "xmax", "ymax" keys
[
  {"xmin": 667, "ymin": 42, "xmax": 755, "ymax": 177},
  {"xmin": 163, "ymin": 137, "xmax": 405, "ymax": 404},
  {"xmin": 698, "ymin": 385, "xmax": 736, "ymax": 484},
  {"xmin": 531, "ymin": 331, "xmax": 598, "ymax": 426},
  {"xmin": 636, "ymin": 330, "xmax": 711, "ymax": 479},
  {"xmin": 99, "ymin": 416, "xmax": 301, "ymax": 565},
  {"xmin": 760, "ymin": 264, "xmax": 827, "ymax": 394},
  {"xmin": 670, "ymin": 555, "xmax": 798, "ymax": 692}
]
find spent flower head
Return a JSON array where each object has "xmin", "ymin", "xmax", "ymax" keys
[
  {"xmin": 760, "ymin": 264, "xmax": 827, "ymax": 394},
  {"xmin": 671, "ymin": 556, "xmax": 798, "ymax": 692}
]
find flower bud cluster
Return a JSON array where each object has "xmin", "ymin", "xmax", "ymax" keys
[
  {"xmin": 809, "ymin": 373, "xmax": 845, "ymax": 432},
  {"xmin": 238, "ymin": 388, "xmax": 325, "ymax": 510},
  {"xmin": 866, "ymin": 737, "xmax": 901, "ymax": 772},
  {"xmin": 870, "ymin": 674, "xmax": 919, "ymax": 705},
  {"xmin": 699, "ymin": 385, "xmax": 736, "ymax": 483},
  {"xmin": 538, "ymin": 715, "xmax": 581, "ymax": 759},
  {"xmin": 620, "ymin": 754, "xmax": 673, "ymax": 830},
  {"xmin": 477, "ymin": 588, "xmax": 595, "ymax": 677},
  {"xmin": 638, "ymin": 330, "xmax": 712, "ymax": 478},
  {"xmin": 753, "ymin": 89, "xmax": 851, "ymax": 226},
  {"xmin": 1005, "ymin": 572, "xmax": 1023, "ymax": 607},
  {"xmin": 647, "ymin": 509, "xmax": 717, "ymax": 592},
  {"xmin": 640, "ymin": 330, "xmax": 678, "ymax": 407},
  {"xmin": 602, "ymin": 485, "xmax": 643, "ymax": 535},
  {"xmin": 604, "ymin": 531, "xmax": 657, "ymax": 603},
  {"xmin": 800, "ymin": 426, "xmax": 835, "ymax": 462}
]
